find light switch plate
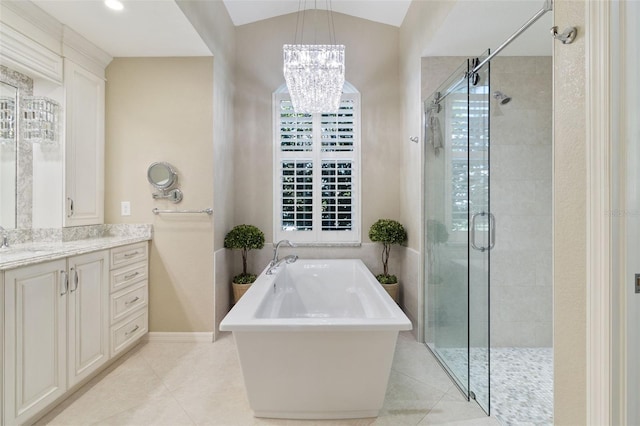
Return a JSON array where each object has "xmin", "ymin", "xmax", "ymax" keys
[{"xmin": 121, "ymin": 201, "xmax": 131, "ymax": 216}]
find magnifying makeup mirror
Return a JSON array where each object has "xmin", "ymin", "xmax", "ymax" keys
[{"xmin": 147, "ymin": 162, "xmax": 183, "ymax": 203}]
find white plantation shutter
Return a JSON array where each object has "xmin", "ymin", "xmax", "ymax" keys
[
  {"xmin": 446, "ymin": 93, "xmax": 489, "ymax": 240},
  {"xmin": 321, "ymin": 99, "xmax": 355, "ymax": 152},
  {"xmin": 279, "ymin": 100, "xmax": 313, "ymax": 152},
  {"xmin": 281, "ymin": 160, "xmax": 313, "ymax": 231},
  {"xmin": 274, "ymin": 90, "xmax": 360, "ymax": 244},
  {"xmin": 321, "ymin": 160, "xmax": 353, "ymax": 231}
]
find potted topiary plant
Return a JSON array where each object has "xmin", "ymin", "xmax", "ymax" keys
[
  {"xmin": 368, "ymin": 219, "xmax": 407, "ymax": 303},
  {"xmin": 224, "ymin": 224, "xmax": 265, "ymax": 303}
]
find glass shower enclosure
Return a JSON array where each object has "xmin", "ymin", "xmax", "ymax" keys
[{"xmin": 424, "ymin": 53, "xmax": 492, "ymax": 414}]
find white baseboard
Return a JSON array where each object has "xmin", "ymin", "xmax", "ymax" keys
[{"xmin": 144, "ymin": 332, "xmax": 214, "ymax": 343}]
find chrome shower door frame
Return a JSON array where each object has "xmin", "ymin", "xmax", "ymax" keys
[{"xmin": 423, "ymin": 51, "xmax": 492, "ymax": 415}]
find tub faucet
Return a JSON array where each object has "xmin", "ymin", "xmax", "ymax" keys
[
  {"xmin": 0, "ymin": 226, "xmax": 8, "ymax": 249},
  {"xmin": 271, "ymin": 239, "xmax": 296, "ymax": 266},
  {"xmin": 266, "ymin": 255, "xmax": 298, "ymax": 275}
]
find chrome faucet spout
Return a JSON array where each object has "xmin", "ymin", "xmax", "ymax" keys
[
  {"xmin": 271, "ymin": 239, "xmax": 297, "ymax": 266},
  {"xmin": 266, "ymin": 255, "xmax": 298, "ymax": 275}
]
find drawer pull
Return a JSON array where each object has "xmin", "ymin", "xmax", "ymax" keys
[
  {"xmin": 125, "ymin": 296, "xmax": 140, "ymax": 305},
  {"xmin": 123, "ymin": 251, "xmax": 140, "ymax": 258},
  {"xmin": 123, "ymin": 271, "xmax": 140, "ymax": 280},
  {"xmin": 125, "ymin": 325, "xmax": 140, "ymax": 336}
]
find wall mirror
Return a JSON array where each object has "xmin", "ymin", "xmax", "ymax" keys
[
  {"xmin": 147, "ymin": 161, "xmax": 177, "ymax": 189},
  {"xmin": 147, "ymin": 161, "xmax": 183, "ymax": 203},
  {"xmin": 0, "ymin": 81, "xmax": 17, "ymax": 229}
]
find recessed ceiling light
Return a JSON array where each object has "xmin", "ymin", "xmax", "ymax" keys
[{"xmin": 104, "ymin": 0, "xmax": 124, "ymax": 11}]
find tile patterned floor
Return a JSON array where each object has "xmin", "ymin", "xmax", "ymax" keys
[
  {"xmin": 437, "ymin": 347, "xmax": 553, "ymax": 426},
  {"xmin": 35, "ymin": 332, "xmax": 501, "ymax": 426},
  {"xmin": 490, "ymin": 348, "xmax": 553, "ymax": 426}
]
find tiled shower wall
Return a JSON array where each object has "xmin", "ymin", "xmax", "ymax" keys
[{"xmin": 490, "ymin": 56, "xmax": 552, "ymax": 347}]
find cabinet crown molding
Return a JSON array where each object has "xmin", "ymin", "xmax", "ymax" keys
[
  {"xmin": 0, "ymin": 22, "xmax": 63, "ymax": 83},
  {"xmin": 63, "ymin": 26, "xmax": 113, "ymax": 78},
  {"xmin": 0, "ymin": 1, "xmax": 62, "ymax": 53},
  {"xmin": 1, "ymin": 1, "xmax": 112, "ymax": 80}
]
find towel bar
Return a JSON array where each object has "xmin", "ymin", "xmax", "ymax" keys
[{"xmin": 152, "ymin": 208, "xmax": 212, "ymax": 215}]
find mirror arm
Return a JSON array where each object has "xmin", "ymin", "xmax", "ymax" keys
[{"xmin": 151, "ymin": 188, "xmax": 183, "ymax": 204}]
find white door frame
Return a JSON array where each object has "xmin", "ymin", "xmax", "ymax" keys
[
  {"xmin": 586, "ymin": 0, "xmax": 635, "ymax": 423},
  {"xmin": 585, "ymin": 0, "xmax": 612, "ymax": 423}
]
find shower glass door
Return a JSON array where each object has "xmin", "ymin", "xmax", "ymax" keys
[
  {"xmin": 424, "ymin": 53, "xmax": 491, "ymax": 414},
  {"xmin": 468, "ymin": 52, "xmax": 491, "ymax": 414}
]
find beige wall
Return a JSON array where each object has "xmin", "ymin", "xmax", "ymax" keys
[
  {"xmin": 227, "ymin": 12, "xmax": 408, "ymax": 317},
  {"xmin": 553, "ymin": 1, "xmax": 586, "ymax": 423},
  {"xmin": 399, "ymin": 1, "xmax": 457, "ymax": 251},
  {"xmin": 177, "ymin": 1, "xmax": 237, "ymax": 337},
  {"xmin": 234, "ymin": 12, "xmax": 402, "ymax": 243},
  {"xmin": 105, "ymin": 57, "xmax": 215, "ymax": 332},
  {"xmin": 398, "ymin": 1, "xmax": 457, "ymax": 338}
]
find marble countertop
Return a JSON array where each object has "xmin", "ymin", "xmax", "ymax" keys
[{"xmin": 0, "ymin": 235, "xmax": 151, "ymax": 271}]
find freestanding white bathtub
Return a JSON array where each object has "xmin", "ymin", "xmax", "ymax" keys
[{"xmin": 219, "ymin": 259, "xmax": 412, "ymax": 419}]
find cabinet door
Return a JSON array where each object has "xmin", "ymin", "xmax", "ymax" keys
[
  {"xmin": 68, "ymin": 250, "xmax": 109, "ymax": 387},
  {"xmin": 4, "ymin": 259, "xmax": 67, "ymax": 426},
  {"xmin": 64, "ymin": 59, "xmax": 105, "ymax": 227}
]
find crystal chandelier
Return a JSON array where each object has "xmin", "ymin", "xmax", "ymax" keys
[{"xmin": 283, "ymin": 1, "xmax": 345, "ymax": 114}]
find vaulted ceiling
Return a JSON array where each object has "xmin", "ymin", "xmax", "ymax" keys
[{"xmin": 29, "ymin": 0, "xmax": 550, "ymax": 58}]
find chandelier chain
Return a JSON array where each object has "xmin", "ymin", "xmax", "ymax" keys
[
  {"xmin": 327, "ymin": 0, "xmax": 336, "ymax": 45},
  {"xmin": 293, "ymin": 0, "xmax": 337, "ymax": 45}
]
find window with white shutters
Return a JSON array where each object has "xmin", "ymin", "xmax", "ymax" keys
[
  {"xmin": 274, "ymin": 90, "xmax": 360, "ymax": 244},
  {"xmin": 445, "ymin": 92, "xmax": 489, "ymax": 241}
]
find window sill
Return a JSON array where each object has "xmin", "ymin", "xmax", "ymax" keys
[{"xmin": 271, "ymin": 242, "xmax": 362, "ymax": 248}]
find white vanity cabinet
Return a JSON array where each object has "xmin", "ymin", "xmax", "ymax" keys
[
  {"xmin": 3, "ymin": 259, "xmax": 68, "ymax": 426},
  {"xmin": 67, "ymin": 250, "xmax": 110, "ymax": 387},
  {"xmin": 109, "ymin": 242, "xmax": 149, "ymax": 356},
  {"xmin": 3, "ymin": 250, "xmax": 110, "ymax": 425},
  {"xmin": 63, "ymin": 59, "xmax": 105, "ymax": 227}
]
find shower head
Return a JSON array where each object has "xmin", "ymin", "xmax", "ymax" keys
[{"xmin": 492, "ymin": 91, "xmax": 512, "ymax": 105}]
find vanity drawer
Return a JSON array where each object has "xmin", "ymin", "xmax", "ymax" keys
[
  {"xmin": 111, "ymin": 281, "xmax": 148, "ymax": 325},
  {"xmin": 110, "ymin": 262, "xmax": 147, "ymax": 293},
  {"xmin": 110, "ymin": 242, "xmax": 148, "ymax": 269},
  {"xmin": 111, "ymin": 310, "xmax": 148, "ymax": 357}
]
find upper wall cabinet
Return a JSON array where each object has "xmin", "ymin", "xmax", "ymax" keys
[
  {"xmin": 1, "ymin": 2, "xmax": 111, "ymax": 229},
  {"xmin": 64, "ymin": 59, "xmax": 105, "ymax": 227}
]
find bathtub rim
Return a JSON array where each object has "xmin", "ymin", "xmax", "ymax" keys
[{"xmin": 219, "ymin": 258, "xmax": 412, "ymax": 332}]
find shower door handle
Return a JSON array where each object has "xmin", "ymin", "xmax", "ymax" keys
[
  {"xmin": 470, "ymin": 212, "xmax": 495, "ymax": 252},
  {"xmin": 488, "ymin": 212, "xmax": 496, "ymax": 251}
]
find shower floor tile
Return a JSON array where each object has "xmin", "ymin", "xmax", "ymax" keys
[
  {"xmin": 490, "ymin": 347, "xmax": 553, "ymax": 426},
  {"xmin": 436, "ymin": 346, "xmax": 553, "ymax": 425}
]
